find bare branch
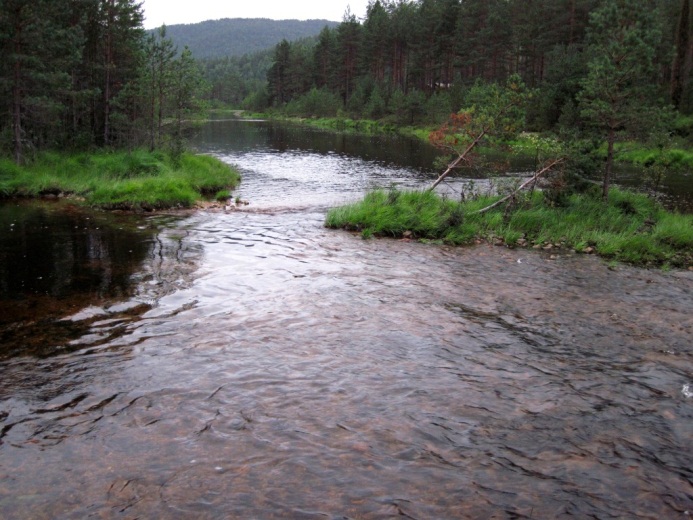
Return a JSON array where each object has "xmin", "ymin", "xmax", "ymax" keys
[
  {"xmin": 427, "ymin": 127, "xmax": 488, "ymax": 191},
  {"xmin": 472, "ymin": 157, "xmax": 565, "ymax": 215}
]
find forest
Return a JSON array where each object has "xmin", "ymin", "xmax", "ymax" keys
[
  {"xmin": 162, "ymin": 18, "xmax": 339, "ymax": 60},
  {"xmin": 220, "ymin": 0, "xmax": 693, "ymax": 135},
  {"xmin": 0, "ymin": 0, "xmax": 206, "ymax": 164}
]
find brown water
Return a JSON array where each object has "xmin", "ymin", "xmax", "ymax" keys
[{"xmin": 0, "ymin": 120, "xmax": 692, "ymax": 519}]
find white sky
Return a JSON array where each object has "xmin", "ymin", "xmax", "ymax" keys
[{"xmin": 142, "ymin": 0, "xmax": 371, "ymax": 28}]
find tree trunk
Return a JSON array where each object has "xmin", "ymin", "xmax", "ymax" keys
[
  {"xmin": 671, "ymin": 0, "xmax": 690, "ymax": 109},
  {"xmin": 12, "ymin": 33, "xmax": 23, "ymax": 164},
  {"xmin": 603, "ymin": 126, "xmax": 616, "ymax": 200},
  {"xmin": 103, "ymin": 0, "xmax": 115, "ymax": 146}
]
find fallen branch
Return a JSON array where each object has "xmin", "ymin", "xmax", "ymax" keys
[
  {"xmin": 472, "ymin": 157, "xmax": 565, "ymax": 215},
  {"xmin": 427, "ymin": 128, "xmax": 488, "ymax": 192}
]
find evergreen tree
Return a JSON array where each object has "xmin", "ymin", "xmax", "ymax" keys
[
  {"xmin": 170, "ymin": 46, "xmax": 205, "ymax": 160},
  {"xmin": 313, "ymin": 26, "xmax": 337, "ymax": 90},
  {"xmin": 578, "ymin": 0, "xmax": 664, "ymax": 199},
  {"xmin": 387, "ymin": 0, "xmax": 417, "ymax": 91},
  {"xmin": 97, "ymin": 0, "xmax": 145, "ymax": 146},
  {"xmin": 361, "ymin": 1, "xmax": 390, "ymax": 83},
  {"xmin": 0, "ymin": 0, "xmax": 81, "ymax": 162},
  {"xmin": 335, "ymin": 9, "xmax": 362, "ymax": 103},
  {"xmin": 143, "ymin": 26, "xmax": 177, "ymax": 150},
  {"xmin": 267, "ymin": 39, "xmax": 291, "ymax": 105}
]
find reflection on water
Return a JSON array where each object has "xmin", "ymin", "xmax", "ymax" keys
[
  {"xmin": 0, "ymin": 202, "xmax": 197, "ymax": 359},
  {"xmin": 0, "ymin": 121, "xmax": 691, "ymax": 518},
  {"xmin": 196, "ymin": 118, "xmax": 693, "ymax": 212}
]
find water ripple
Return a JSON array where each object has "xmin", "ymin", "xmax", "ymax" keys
[{"xmin": 0, "ymin": 122, "xmax": 691, "ymax": 519}]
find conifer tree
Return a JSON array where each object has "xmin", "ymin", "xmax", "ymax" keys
[{"xmin": 578, "ymin": 0, "xmax": 663, "ymax": 199}]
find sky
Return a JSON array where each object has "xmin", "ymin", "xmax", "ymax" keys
[{"xmin": 141, "ymin": 0, "xmax": 372, "ymax": 29}]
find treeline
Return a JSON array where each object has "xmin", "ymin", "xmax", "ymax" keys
[
  {"xmin": 200, "ymin": 36, "xmax": 327, "ymax": 109},
  {"xmin": 244, "ymin": 0, "xmax": 693, "ymax": 130},
  {"xmin": 0, "ymin": 0, "xmax": 206, "ymax": 164}
]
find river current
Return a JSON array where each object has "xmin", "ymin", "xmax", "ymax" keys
[{"xmin": 0, "ymin": 120, "xmax": 691, "ymax": 519}]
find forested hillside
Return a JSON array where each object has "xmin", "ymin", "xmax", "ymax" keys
[
  {"xmin": 240, "ymin": 0, "xmax": 693, "ymax": 134},
  {"xmin": 160, "ymin": 19, "xmax": 339, "ymax": 60}
]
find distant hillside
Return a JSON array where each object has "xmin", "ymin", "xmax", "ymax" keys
[{"xmin": 158, "ymin": 18, "xmax": 339, "ymax": 59}]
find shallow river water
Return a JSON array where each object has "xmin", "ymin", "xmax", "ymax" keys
[{"xmin": 0, "ymin": 120, "xmax": 692, "ymax": 519}]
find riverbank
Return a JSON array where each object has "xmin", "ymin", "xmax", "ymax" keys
[
  {"xmin": 233, "ymin": 111, "xmax": 693, "ymax": 171},
  {"xmin": 326, "ymin": 188, "xmax": 693, "ymax": 269},
  {"xmin": 0, "ymin": 150, "xmax": 240, "ymax": 210}
]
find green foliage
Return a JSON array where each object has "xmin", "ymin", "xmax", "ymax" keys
[
  {"xmin": 365, "ymin": 85, "xmax": 387, "ymax": 119},
  {"xmin": 286, "ymin": 88, "xmax": 343, "ymax": 118},
  {"xmin": 0, "ymin": 0, "xmax": 210, "ymax": 159},
  {"xmin": 578, "ymin": 0, "xmax": 665, "ymax": 197},
  {"xmin": 326, "ymin": 188, "xmax": 693, "ymax": 268},
  {"xmin": 462, "ymin": 76, "xmax": 528, "ymax": 141}
]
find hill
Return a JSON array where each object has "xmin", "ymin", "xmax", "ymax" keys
[{"xmin": 158, "ymin": 18, "xmax": 339, "ymax": 59}]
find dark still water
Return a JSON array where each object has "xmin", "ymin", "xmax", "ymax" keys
[{"xmin": 0, "ymin": 120, "xmax": 691, "ymax": 519}]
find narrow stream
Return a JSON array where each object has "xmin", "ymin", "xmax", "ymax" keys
[{"xmin": 0, "ymin": 120, "xmax": 691, "ymax": 519}]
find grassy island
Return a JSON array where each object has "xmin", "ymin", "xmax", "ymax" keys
[
  {"xmin": 326, "ymin": 189, "xmax": 693, "ymax": 269},
  {"xmin": 0, "ymin": 150, "xmax": 240, "ymax": 211}
]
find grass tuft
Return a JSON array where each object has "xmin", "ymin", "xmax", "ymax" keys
[
  {"xmin": 326, "ymin": 188, "xmax": 692, "ymax": 268},
  {"xmin": 0, "ymin": 150, "xmax": 240, "ymax": 210}
]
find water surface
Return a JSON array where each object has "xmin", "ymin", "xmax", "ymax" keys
[{"xmin": 0, "ymin": 120, "xmax": 691, "ymax": 519}]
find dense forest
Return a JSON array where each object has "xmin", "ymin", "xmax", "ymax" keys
[
  {"xmin": 0, "ymin": 0, "xmax": 206, "ymax": 164},
  {"xmin": 224, "ymin": 0, "xmax": 693, "ymax": 134},
  {"xmin": 160, "ymin": 18, "xmax": 339, "ymax": 60},
  {"xmin": 4, "ymin": 0, "xmax": 693, "ymax": 165}
]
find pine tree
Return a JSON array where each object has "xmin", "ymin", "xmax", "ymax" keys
[
  {"xmin": 335, "ymin": 9, "xmax": 362, "ymax": 104},
  {"xmin": 267, "ymin": 39, "xmax": 291, "ymax": 105},
  {"xmin": 170, "ymin": 46, "xmax": 205, "ymax": 161},
  {"xmin": 143, "ymin": 26, "xmax": 177, "ymax": 150},
  {"xmin": 361, "ymin": 1, "xmax": 390, "ymax": 83},
  {"xmin": 578, "ymin": 0, "xmax": 664, "ymax": 199},
  {"xmin": 95, "ymin": 0, "xmax": 145, "ymax": 146},
  {"xmin": 313, "ymin": 26, "xmax": 337, "ymax": 91}
]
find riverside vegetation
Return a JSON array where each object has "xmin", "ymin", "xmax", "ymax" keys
[
  {"xmin": 0, "ymin": 151, "xmax": 240, "ymax": 210},
  {"xmin": 325, "ymin": 188, "xmax": 693, "ymax": 269},
  {"xmin": 0, "ymin": 2, "xmax": 240, "ymax": 210},
  {"xmin": 323, "ymin": 70, "xmax": 692, "ymax": 269}
]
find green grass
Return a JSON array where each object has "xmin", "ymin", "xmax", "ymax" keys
[
  {"xmin": 616, "ymin": 144, "xmax": 693, "ymax": 169},
  {"xmin": 326, "ymin": 188, "xmax": 693, "ymax": 268},
  {"xmin": 0, "ymin": 150, "xmax": 240, "ymax": 210}
]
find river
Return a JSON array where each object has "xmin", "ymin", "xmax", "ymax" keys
[{"xmin": 0, "ymin": 119, "xmax": 691, "ymax": 519}]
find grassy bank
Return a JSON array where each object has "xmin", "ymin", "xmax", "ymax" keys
[
  {"xmin": 0, "ymin": 150, "xmax": 240, "ymax": 210},
  {"xmin": 326, "ymin": 189, "xmax": 693, "ymax": 268}
]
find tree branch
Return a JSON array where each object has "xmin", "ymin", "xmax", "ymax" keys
[
  {"xmin": 472, "ymin": 157, "xmax": 565, "ymax": 215},
  {"xmin": 427, "ymin": 127, "xmax": 488, "ymax": 191}
]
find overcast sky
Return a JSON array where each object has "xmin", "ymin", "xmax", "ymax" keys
[{"xmin": 141, "ymin": 0, "xmax": 371, "ymax": 28}]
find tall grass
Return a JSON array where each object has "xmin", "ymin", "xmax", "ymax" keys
[
  {"xmin": 326, "ymin": 188, "xmax": 693, "ymax": 268},
  {"xmin": 0, "ymin": 150, "xmax": 240, "ymax": 210}
]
